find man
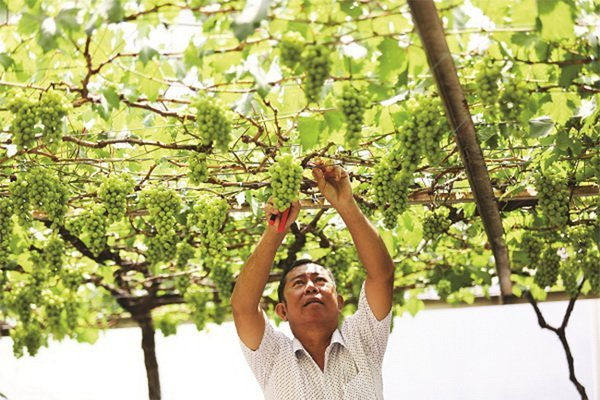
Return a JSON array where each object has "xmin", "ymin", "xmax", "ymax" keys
[{"xmin": 230, "ymin": 164, "xmax": 395, "ymax": 400}]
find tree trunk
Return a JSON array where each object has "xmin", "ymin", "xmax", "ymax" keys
[{"xmin": 134, "ymin": 310, "xmax": 161, "ymax": 400}]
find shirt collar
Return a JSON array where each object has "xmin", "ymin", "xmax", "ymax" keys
[{"xmin": 293, "ymin": 329, "xmax": 347, "ymax": 356}]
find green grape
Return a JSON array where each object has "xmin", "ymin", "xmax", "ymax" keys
[
  {"xmin": 36, "ymin": 90, "xmax": 68, "ymax": 145},
  {"xmin": 184, "ymin": 288, "xmax": 210, "ymax": 331},
  {"xmin": 436, "ymin": 279, "xmax": 452, "ymax": 301},
  {"xmin": 10, "ymin": 167, "xmax": 69, "ymax": 225},
  {"xmin": 187, "ymin": 196, "xmax": 229, "ymax": 252},
  {"xmin": 339, "ymin": 85, "xmax": 367, "ymax": 148},
  {"xmin": 44, "ymin": 293, "xmax": 65, "ymax": 333},
  {"xmin": 422, "ymin": 207, "xmax": 452, "ymax": 242},
  {"xmin": 0, "ymin": 197, "xmax": 13, "ymax": 265},
  {"xmin": 60, "ymin": 266, "xmax": 82, "ymax": 291},
  {"xmin": 210, "ymin": 263, "xmax": 233, "ymax": 299},
  {"xmin": 582, "ymin": 250, "xmax": 599, "ymax": 294},
  {"xmin": 66, "ymin": 214, "xmax": 86, "ymax": 236},
  {"xmin": 520, "ymin": 231, "xmax": 544, "ymax": 265},
  {"xmin": 188, "ymin": 152, "xmax": 209, "ymax": 185},
  {"xmin": 98, "ymin": 173, "xmax": 135, "ymax": 223},
  {"xmin": 64, "ymin": 296, "xmax": 80, "ymax": 331},
  {"xmin": 474, "ymin": 60, "xmax": 502, "ymax": 109},
  {"xmin": 499, "ymin": 79, "xmax": 528, "ymax": 122},
  {"xmin": 567, "ymin": 225, "xmax": 595, "ymax": 256},
  {"xmin": 146, "ymin": 229, "xmax": 179, "ymax": 265},
  {"xmin": 176, "ymin": 241, "xmax": 195, "ymax": 270},
  {"xmin": 269, "ymin": 154, "xmax": 303, "ymax": 212},
  {"xmin": 403, "ymin": 95, "xmax": 448, "ymax": 166},
  {"xmin": 11, "ymin": 321, "xmax": 47, "ymax": 357},
  {"xmin": 372, "ymin": 154, "xmax": 411, "ymax": 229},
  {"xmin": 43, "ymin": 235, "xmax": 64, "ymax": 273},
  {"xmin": 174, "ymin": 274, "xmax": 191, "ymax": 295},
  {"xmin": 8, "ymin": 96, "xmax": 38, "ymax": 149},
  {"xmin": 82, "ymin": 205, "xmax": 108, "ymax": 256},
  {"xmin": 303, "ymin": 44, "xmax": 331, "ymax": 103},
  {"xmin": 280, "ymin": 31, "xmax": 305, "ymax": 69},
  {"xmin": 139, "ymin": 185, "xmax": 181, "ymax": 234},
  {"xmin": 534, "ymin": 168, "xmax": 570, "ymax": 227},
  {"xmin": 193, "ymin": 96, "xmax": 231, "ymax": 150},
  {"xmin": 534, "ymin": 247, "xmax": 561, "ymax": 289},
  {"xmin": 560, "ymin": 260, "xmax": 580, "ymax": 298}
]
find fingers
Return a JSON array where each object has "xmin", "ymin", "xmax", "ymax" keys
[{"xmin": 312, "ymin": 167, "xmax": 327, "ymax": 191}]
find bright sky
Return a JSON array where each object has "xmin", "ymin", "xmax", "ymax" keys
[{"xmin": 1, "ymin": 299, "xmax": 598, "ymax": 400}]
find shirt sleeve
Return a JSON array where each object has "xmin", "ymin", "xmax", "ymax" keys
[
  {"xmin": 342, "ymin": 281, "xmax": 392, "ymax": 367},
  {"xmin": 239, "ymin": 311, "xmax": 288, "ymax": 389}
]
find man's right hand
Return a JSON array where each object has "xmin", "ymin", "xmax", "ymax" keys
[{"xmin": 264, "ymin": 198, "xmax": 301, "ymax": 234}]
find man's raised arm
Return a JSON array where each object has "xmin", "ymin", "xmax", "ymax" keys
[
  {"xmin": 312, "ymin": 166, "xmax": 395, "ymax": 320},
  {"xmin": 230, "ymin": 200, "xmax": 300, "ymax": 350}
]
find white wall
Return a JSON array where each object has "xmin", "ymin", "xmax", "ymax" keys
[{"xmin": 0, "ymin": 299, "xmax": 598, "ymax": 400}]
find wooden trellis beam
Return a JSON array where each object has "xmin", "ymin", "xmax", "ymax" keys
[{"xmin": 407, "ymin": 0, "xmax": 513, "ymax": 302}]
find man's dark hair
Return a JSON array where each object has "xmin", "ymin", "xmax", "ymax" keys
[{"xmin": 277, "ymin": 259, "xmax": 336, "ymax": 303}]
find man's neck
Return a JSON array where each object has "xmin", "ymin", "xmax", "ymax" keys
[{"xmin": 291, "ymin": 323, "xmax": 337, "ymax": 371}]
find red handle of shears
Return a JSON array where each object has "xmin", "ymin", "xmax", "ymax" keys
[{"xmin": 277, "ymin": 207, "xmax": 291, "ymax": 232}]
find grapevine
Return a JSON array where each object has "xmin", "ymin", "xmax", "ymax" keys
[
  {"xmin": 339, "ymin": 85, "xmax": 367, "ymax": 148},
  {"xmin": 303, "ymin": 44, "xmax": 331, "ymax": 103},
  {"xmin": 280, "ymin": 31, "xmax": 305, "ymax": 69},
  {"xmin": 193, "ymin": 96, "xmax": 232, "ymax": 150},
  {"xmin": 269, "ymin": 155, "xmax": 303, "ymax": 212}
]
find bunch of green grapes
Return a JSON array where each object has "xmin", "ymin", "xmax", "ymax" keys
[
  {"xmin": 499, "ymin": 79, "xmax": 528, "ymax": 122},
  {"xmin": 0, "ymin": 197, "xmax": 13, "ymax": 265},
  {"xmin": 184, "ymin": 287, "xmax": 210, "ymax": 331},
  {"xmin": 321, "ymin": 245, "xmax": 356, "ymax": 283},
  {"xmin": 187, "ymin": 196, "xmax": 229, "ymax": 245},
  {"xmin": 36, "ymin": 90, "xmax": 68, "ymax": 145},
  {"xmin": 63, "ymin": 296, "xmax": 80, "ymax": 331},
  {"xmin": 534, "ymin": 169, "xmax": 570, "ymax": 227},
  {"xmin": 422, "ymin": 208, "xmax": 452, "ymax": 242},
  {"xmin": 145, "ymin": 229, "xmax": 179, "ymax": 265},
  {"xmin": 66, "ymin": 214, "xmax": 86, "ymax": 236},
  {"xmin": 43, "ymin": 235, "xmax": 64, "ymax": 273},
  {"xmin": 582, "ymin": 250, "xmax": 599, "ymax": 294},
  {"xmin": 269, "ymin": 154, "xmax": 303, "ymax": 212},
  {"xmin": 339, "ymin": 85, "xmax": 367, "ymax": 148},
  {"xmin": 10, "ymin": 167, "xmax": 69, "ymax": 225},
  {"xmin": 10, "ymin": 286, "xmax": 34, "ymax": 324},
  {"xmin": 98, "ymin": 173, "xmax": 135, "ymax": 223},
  {"xmin": 174, "ymin": 274, "xmax": 191, "ymax": 295},
  {"xmin": 303, "ymin": 45, "xmax": 331, "ymax": 103},
  {"xmin": 139, "ymin": 185, "xmax": 181, "ymax": 234},
  {"xmin": 210, "ymin": 264, "xmax": 234, "ymax": 299},
  {"xmin": 372, "ymin": 155, "xmax": 411, "ymax": 229},
  {"xmin": 534, "ymin": 247, "xmax": 561, "ymax": 288},
  {"xmin": 474, "ymin": 61, "xmax": 502, "ymax": 108},
  {"xmin": 280, "ymin": 31, "xmax": 305, "ymax": 69},
  {"xmin": 560, "ymin": 260, "xmax": 580, "ymax": 298},
  {"xmin": 8, "ymin": 96, "xmax": 38, "ymax": 149},
  {"xmin": 520, "ymin": 231, "xmax": 544, "ymax": 265},
  {"xmin": 11, "ymin": 321, "xmax": 46, "ymax": 357},
  {"xmin": 193, "ymin": 96, "xmax": 231, "ymax": 150},
  {"xmin": 60, "ymin": 266, "xmax": 82, "ymax": 291},
  {"xmin": 436, "ymin": 279, "xmax": 452, "ymax": 301},
  {"xmin": 188, "ymin": 153, "xmax": 208, "ymax": 185},
  {"xmin": 176, "ymin": 241, "xmax": 196, "ymax": 270},
  {"xmin": 44, "ymin": 293, "xmax": 64, "ymax": 333},
  {"xmin": 567, "ymin": 225, "xmax": 594, "ymax": 255},
  {"xmin": 404, "ymin": 96, "xmax": 448, "ymax": 166},
  {"xmin": 80, "ymin": 205, "xmax": 108, "ymax": 256}
]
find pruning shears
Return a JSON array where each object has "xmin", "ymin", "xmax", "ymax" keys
[{"xmin": 269, "ymin": 207, "xmax": 291, "ymax": 232}]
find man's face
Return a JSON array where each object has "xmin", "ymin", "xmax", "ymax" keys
[{"xmin": 275, "ymin": 264, "xmax": 343, "ymax": 327}]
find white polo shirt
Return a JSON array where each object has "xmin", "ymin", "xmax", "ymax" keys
[{"xmin": 240, "ymin": 282, "xmax": 392, "ymax": 400}]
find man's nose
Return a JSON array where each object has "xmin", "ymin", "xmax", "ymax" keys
[{"xmin": 304, "ymin": 280, "xmax": 318, "ymax": 293}]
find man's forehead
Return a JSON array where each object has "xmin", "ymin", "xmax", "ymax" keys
[{"xmin": 289, "ymin": 264, "xmax": 329, "ymax": 279}]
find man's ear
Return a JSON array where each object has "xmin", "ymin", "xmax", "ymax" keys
[
  {"xmin": 336, "ymin": 294, "xmax": 344, "ymax": 311},
  {"xmin": 275, "ymin": 302, "xmax": 288, "ymax": 321}
]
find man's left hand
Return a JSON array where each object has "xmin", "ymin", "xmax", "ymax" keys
[{"xmin": 312, "ymin": 165, "xmax": 354, "ymax": 210}]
